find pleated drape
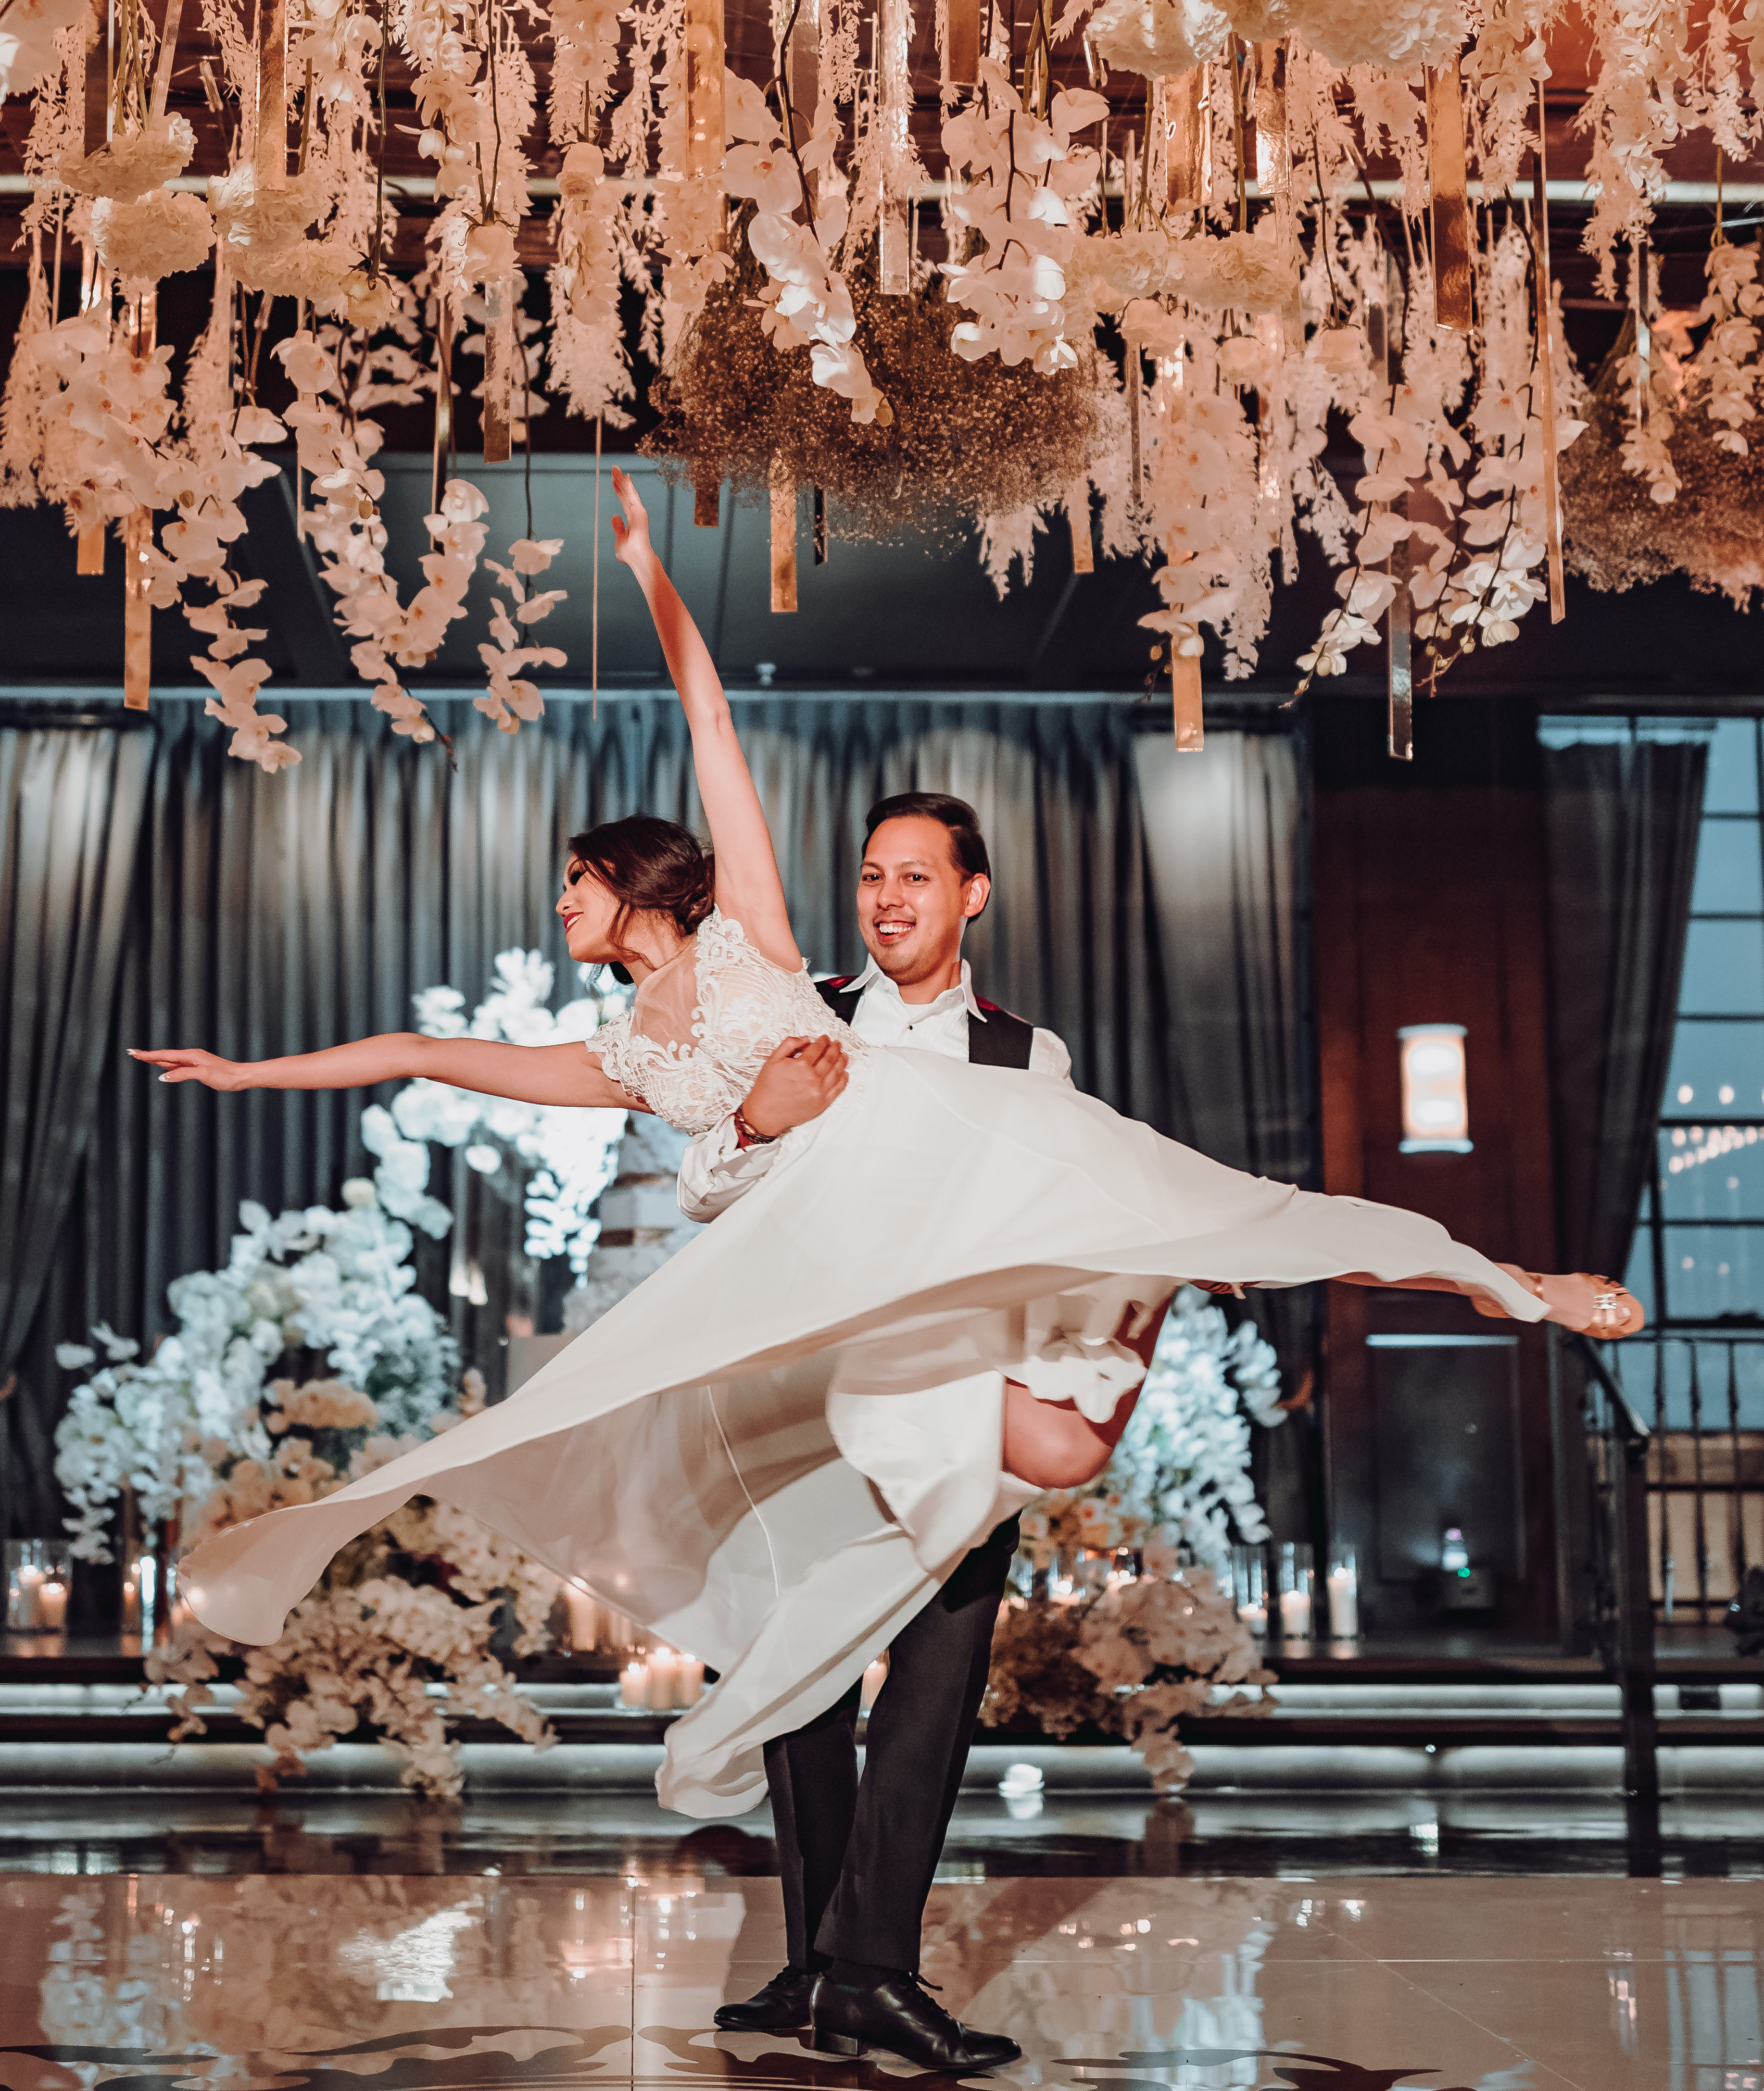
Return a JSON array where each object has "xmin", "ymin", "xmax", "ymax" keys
[
  {"xmin": 0, "ymin": 727, "xmax": 153, "ymax": 1532},
  {"xmin": 8, "ymin": 696, "xmax": 1261, "ymax": 1535},
  {"xmin": 1543, "ymin": 739, "xmax": 1707, "ymax": 1280}
]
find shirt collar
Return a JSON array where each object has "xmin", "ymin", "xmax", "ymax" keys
[{"xmin": 846, "ymin": 952, "xmax": 986, "ymax": 1021}]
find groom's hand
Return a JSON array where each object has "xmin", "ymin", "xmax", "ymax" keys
[{"xmin": 738, "ymin": 1035, "xmax": 850, "ymax": 1142}]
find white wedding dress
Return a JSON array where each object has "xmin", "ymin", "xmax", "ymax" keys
[{"xmin": 185, "ymin": 908, "xmax": 1545, "ymax": 1813}]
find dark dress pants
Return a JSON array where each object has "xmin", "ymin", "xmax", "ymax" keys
[{"xmin": 762, "ymin": 1513, "xmax": 1020, "ymax": 1974}]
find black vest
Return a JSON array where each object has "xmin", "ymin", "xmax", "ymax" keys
[{"xmin": 814, "ymin": 976, "xmax": 1037, "ymax": 1070}]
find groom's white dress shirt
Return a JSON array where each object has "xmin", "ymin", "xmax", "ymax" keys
[{"xmin": 675, "ymin": 954, "xmax": 1074, "ymax": 1222}]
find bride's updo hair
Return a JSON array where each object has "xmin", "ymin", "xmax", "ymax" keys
[{"xmin": 567, "ymin": 815, "xmax": 715, "ymax": 956}]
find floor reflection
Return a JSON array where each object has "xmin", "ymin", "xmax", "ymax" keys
[{"xmin": 2, "ymin": 1873, "xmax": 1761, "ymax": 2090}]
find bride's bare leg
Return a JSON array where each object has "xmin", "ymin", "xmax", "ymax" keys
[
  {"xmin": 1334, "ymin": 1265, "xmax": 1644, "ymax": 1336},
  {"xmin": 1002, "ymin": 1291, "xmax": 1177, "ymax": 1491}
]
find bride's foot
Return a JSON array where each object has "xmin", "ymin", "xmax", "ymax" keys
[{"xmin": 1473, "ymin": 1264, "xmax": 1645, "ymax": 1338}]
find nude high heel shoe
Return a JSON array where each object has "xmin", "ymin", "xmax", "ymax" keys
[{"xmin": 1474, "ymin": 1267, "xmax": 1645, "ymax": 1338}]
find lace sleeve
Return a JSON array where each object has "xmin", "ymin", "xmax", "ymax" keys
[{"xmin": 590, "ymin": 1009, "xmax": 642, "ymax": 1100}]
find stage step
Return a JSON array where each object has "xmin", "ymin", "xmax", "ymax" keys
[{"xmin": 1, "ymin": 1678, "xmax": 1762, "ymax": 1793}]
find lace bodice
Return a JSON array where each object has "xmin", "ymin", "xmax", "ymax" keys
[{"xmin": 593, "ymin": 908, "xmax": 860, "ymax": 1133}]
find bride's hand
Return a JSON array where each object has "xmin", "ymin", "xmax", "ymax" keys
[
  {"xmin": 609, "ymin": 467, "xmax": 653, "ymax": 571},
  {"xmin": 130, "ymin": 1047, "xmax": 250, "ymax": 1091}
]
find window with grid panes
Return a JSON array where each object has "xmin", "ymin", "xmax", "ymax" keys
[
  {"xmin": 1636, "ymin": 717, "xmax": 1764, "ymax": 1327},
  {"xmin": 1541, "ymin": 718, "xmax": 1764, "ymax": 1328}
]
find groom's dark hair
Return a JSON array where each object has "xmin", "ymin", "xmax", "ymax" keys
[{"xmin": 864, "ymin": 793, "xmax": 990, "ymax": 882}]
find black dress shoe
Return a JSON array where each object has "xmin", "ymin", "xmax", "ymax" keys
[
  {"xmin": 811, "ymin": 1971, "xmax": 1022, "ymax": 2070},
  {"xmin": 713, "ymin": 1965, "xmax": 817, "ymax": 2032}
]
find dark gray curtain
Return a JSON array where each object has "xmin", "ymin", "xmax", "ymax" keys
[
  {"xmin": 7, "ymin": 696, "xmax": 1213, "ymax": 1534},
  {"xmin": 1543, "ymin": 740, "xmax": 1707, "ymax": 1279},
  {"xmin": 1, "ymin": 727, "xmax": 153, "ymax": 1535},
  {"xmin": 1133, "ymin": 730, "xmax": 1316, "ymax": 1539}
]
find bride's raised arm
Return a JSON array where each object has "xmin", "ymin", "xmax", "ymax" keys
[{"xmin": 610, "ymin": 468, "xmax": 800, "ymax": 970}]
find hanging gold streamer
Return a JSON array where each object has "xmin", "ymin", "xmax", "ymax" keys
[
  {"xmin": 1387, "ymin": 522, "xmax": 1412, "ymax": 760},
  {"xmin": 430, "ymin": 296, "xmax": 454, "ymax": 518},
  {"xmin": 788, "ymin": 0, "xmax": 818, "ymax": 144},
  {"xmin": 1425, "ymin": 56, "xmax": 1472, "ymax": 333},
  {"xmin": 482, "ymin": 291, "xmax": 513, "ymax": 463},
  {"xmin": 75, "ymin": 14, "xmax": 107, "ymax": 577},
  {"xmin": 1531, "ymin": 96, "xmax": 1565, "ymax": 625},
  {"xmin": 878, "ymin": 0, "xmax": 911, "ymax": 292},
  {"xmin": 1067, "ymin": 483, "xmax": 1093, "ymax": 574},
  {"xmin": 684, "ymin": 0, "xmax": 726, "ymax": 183},
  {"xmin": 1163, "ymin": 67, "xmax": 1206, "ymax": 211},
  {"xmin": 123, "ymin": 507, "xmax": 152, "ymax": 710},
  {"xmin": 149, "ymin": 0, "xmax": 183, "ymax": 116},
  {"xmin": 945, "ymin": 0, "xmax": 981, "ymax": 87},
  {"xmin": 1172, "ymin": 652, "xmax": 1203, "ymax": 753},
  {"xmin": 770, "ymin": 457, "xmax": 798, "ymax": 612},
  {"xmin": 1253, "ymin": 38, "xmax": 1287, "ymax": 195},
  {"xmin": 256, "ymin": 0, "xmax": 288, "ymax": 185}
]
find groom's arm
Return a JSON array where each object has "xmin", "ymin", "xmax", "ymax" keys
[{"xmin": 677, "ymin": 1034, "xmax": 849, "ymax": 1222}]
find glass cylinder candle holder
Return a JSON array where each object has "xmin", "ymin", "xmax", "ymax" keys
[
  {"xmin": 1326, "ymin": 1542, "xmax": 1360, "ymax": 1641},
  {"xmin": 7, "ymin": 1540, "xmax": 72, "ymax": 1634},
  {"xmin": 1229, "ymin": 1544, "xmax": 1267, "ymax": 1638},
  {"xmin": 1276, "ymin": 1541, "xmax": 1315, "ymax": 1643}
]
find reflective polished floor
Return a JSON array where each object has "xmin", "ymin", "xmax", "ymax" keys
[{"xmin": 1, "ymin": 1868, "xmax": 1759, "ymax": 2091}]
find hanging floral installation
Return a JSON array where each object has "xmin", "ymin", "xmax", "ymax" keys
[{"xmin": 0, "ymin": 0, "xmax": 1757, "ymax": 760}]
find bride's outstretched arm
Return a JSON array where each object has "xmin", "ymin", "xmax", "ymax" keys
[
  {"xmin": 609, "ymin": 467, "xmax": 800, "ymax": 969},
  {"xmin": 131, "ymin": 1036, "xmax": 644, "ymax": 1110}
]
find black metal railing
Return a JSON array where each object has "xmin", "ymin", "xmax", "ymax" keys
[
  {"xmin": 1584, "ymin": 1328, "xmax": 1764, "ymax": 1626},
  {"xmin": 1571, "ymin": 1331, "xmax": 1660, "ymax": 1833}
]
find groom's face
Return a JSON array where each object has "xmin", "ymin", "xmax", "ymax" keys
[{"xmin": 858, "ymin": 816, "xmax": 990, "ymax": 986}]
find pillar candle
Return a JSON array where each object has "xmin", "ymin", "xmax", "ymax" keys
[
  {"xmin": 647, "ymin": 1647, "xmax": 680, "ymax": 1710},
  {"xmin": 121, "ymin": 1574, "xmax": 141, "ymax": 1634},
  {"xmin": 1326, "ymin": 1565, "xmax": 1359, "ymax": 1638},
  {"xmin": 620, "ymin": 1658, "xmax": 649, "ymax": 1708},
  {"xmin": 36, "ymin": 1580, "xmax": 68, "ymax": 1632},
  {"xmin": 14, "ymin": 1567, "xmax": 44, "ymax": 1630},
  {"xmin": 1279, "ymin": 1586, "xmax": 1312, "ymax": 1638},
  {"xmin": 563, "ymin": 1584, "xmax": 598, "ymax": 1653},
  {"xmin": 1237, "ymin": 1601, "xmax": 1267, "ymax": 1637},
  {"xmin": 677, "ymin": 1657, "xmax": 704, "ymax": 1708}
]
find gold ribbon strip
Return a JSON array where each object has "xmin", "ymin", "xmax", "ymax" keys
[
  {"xmin": 684, "ymin": 0, "xmax": 726, "ymax": 183},
  {"xmin": 482, "ymin": 291, "xmax": 513, "ymax": 463},
  {"xmin": 256, "ymin": 0, "xmax": 287, "ymax": 186},
  {"xmin": 76, "ymin": 12, "xmax": 107, "ymax": 577},
  {"xmin": 1172, "ymin": 652, "xmax": 1203, "ymax": 753},
  {"xmin": 1067, "ymin": 483, "xmax": 1093, "ymax": 574},
  {"xmin": 1388, "ymin": 524, "xmax": 1412, "ymax": 760},
  {"xmin": 122, "ymin": 285, "xmax": 158, "ymax": 711},
  {"xmin": 1164, "ymin": 67, "xmax": 1206, "ymax": 211},
  {"xmin": 124, "ymin": 508, "xmax": 153, "ymax": 710},
  {"xmin": 1425, "ymin": 55, "xmax": 1472, "ymax": 333},
  {"xmin": 149, "ymin": 0, "xmax": 183, "ymax": 117},
  {"xmin": 1532, "ymin": 90, "xmax": 1565, "ymax": 624},
  {"xmin": 878, "ymin": 0, "xmax": 910, "ymax": 291},
  {"xmin": 945, "ymin": 0, "xmax": 981, "ymax": 89},
  {"xmin": 770, "ymin": 458, "xmax": 797, "ymax": 612}
]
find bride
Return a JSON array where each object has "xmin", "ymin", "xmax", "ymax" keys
[{"xmin": 136, "ymin": 468, "xmax": 1642, "ymax": 1815}]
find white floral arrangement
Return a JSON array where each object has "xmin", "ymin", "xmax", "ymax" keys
[
  {"xmin": 982, "ymin": 1548, "xmax": 1274, "ymax": 1792},
  {"xmin": 388, "ymin": 948, "xmax": 632, "ymax": 1273},
  {"xmin": 1020, "ymin": 1284, "xmax": 1286, "ymax": 1567},
  {"xmin": 152, "ymin": 1371, "xmax": 562, "ymax": 1798},
  {"xmin": 53, "ymin": 1137, "xmax": 457, "ymax": 1560}
]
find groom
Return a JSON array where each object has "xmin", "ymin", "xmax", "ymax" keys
[{"xmin": 675, "ymin": 792, "xmax": 1070, "ymax": 2073}]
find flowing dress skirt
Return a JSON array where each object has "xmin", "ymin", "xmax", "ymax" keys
[{"xmin": 183, "ymin": 1045, "xmax": 1544, "ymax": 1813}]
